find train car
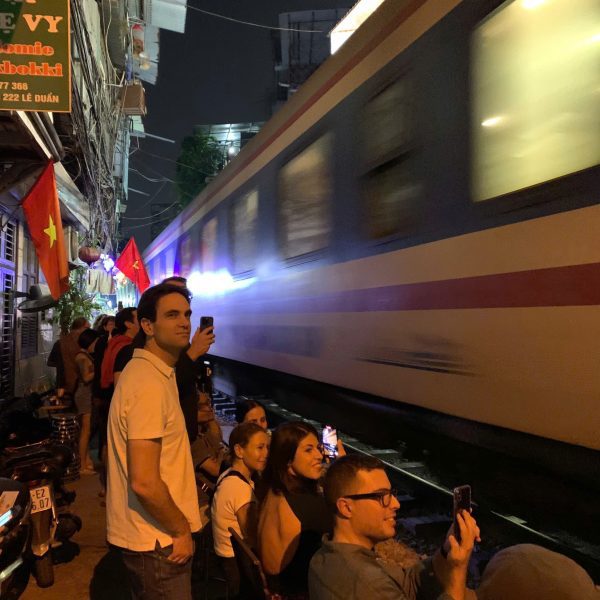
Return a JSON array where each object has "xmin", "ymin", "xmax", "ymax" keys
[{"xmin": 144, "ymin": 0, "xmax": 600, "ymax": 456}]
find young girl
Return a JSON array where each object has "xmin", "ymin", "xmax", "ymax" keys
[{"xmin": 211, "ymin": 422, "xmax": 270, "ymax": 597}]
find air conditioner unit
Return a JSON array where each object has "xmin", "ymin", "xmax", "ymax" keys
[{"xmin": 120, "ymin": 82, "xmax": 147, "ymax": 116}]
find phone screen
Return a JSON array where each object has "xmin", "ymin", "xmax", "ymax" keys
[
  {"xmin": 452, "ymin": 485, "xmax": 471, "ymax": 542},
  {"xmin": 0, "ymin": 508, "xmax": 13, "ymax": 527},
  {"xmin": 322, "ymin": 425, "xmax": 338, "ymax": 459},
  {"xmin": 200, "ymin": 316, "xmax": 214, "ymax": 331}
]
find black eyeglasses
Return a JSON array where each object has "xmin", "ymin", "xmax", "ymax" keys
[{"xmin": 343, "ymin": 488, "xmax": 398, "ymax": 508}]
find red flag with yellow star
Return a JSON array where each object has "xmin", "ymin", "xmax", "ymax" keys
[
  {"xmin": 115, "ymin": 237, "xmax": 150, "ymax": 293},
  {"xmin": 22, "ymin": 162, "xmax": 69, "ymax": 300}
]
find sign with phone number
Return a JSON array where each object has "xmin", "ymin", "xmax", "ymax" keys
[{"xmin": 0, "ymin": 0, "xmax": 70, "ymax": 112}]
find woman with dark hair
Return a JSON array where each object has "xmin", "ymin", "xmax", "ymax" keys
[
  {"xmin": 236, "ymin": 399, "xmax": 268, "ymax": 430},
  {"xmin": 258, "ymin": 421, "xmax": 333, "ymax": 597},
  {"xmin": 212, "ymin": 422, "xmax": 270, "ymax": 597},
  {"xmin": 76, "ymin": 328, "xmax": 100, "ymax": 474}
]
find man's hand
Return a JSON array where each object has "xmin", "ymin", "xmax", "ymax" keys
[
  {"xmin": 169, "ymin": 530, "xmax": 194, "ymax": 564},
  {"xmin": 187, "ymin": 326, "xmax": 215, "ymax": 361},
  {"xmin": 445, "ymin": 510, "xmax": 481, "ymax": 565},
  {"xmin": 433, "ymin": 511, "xmax": 481, "ymax": 600}
]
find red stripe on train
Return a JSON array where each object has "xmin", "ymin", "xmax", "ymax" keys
[{"xmin": 227, "ymin": 263, "xmax": 600, "ymax": 312}]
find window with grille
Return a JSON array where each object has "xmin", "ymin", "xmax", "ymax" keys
[
  {"xmin": 0, "ymin": 270, "xmax": 15, "ymax": 400},
  {"xmin": 1, "ymin": 220, "xmax": 15, "ymax": 264},
  {"xmin": 20, "ymin": 234, "xmax": 38, "ymax": 358}
]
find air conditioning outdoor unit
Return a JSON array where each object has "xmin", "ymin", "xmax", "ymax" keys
[{"xmin": 120, "ymin": 81, "xmax": 147, "ymax": 116}]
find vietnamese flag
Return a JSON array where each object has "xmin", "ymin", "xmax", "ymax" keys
[
  {"xmin": 22, "ymin": 162, "xmax": 69, "ymax": 300},
  {"xmin": 116, "ymin": 237, "xmax": 150, "ymax": 293}
]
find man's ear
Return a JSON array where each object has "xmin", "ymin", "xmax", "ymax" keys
[
  {"xmin": 140, "ymin": 318, "xmax": 154, "ymax": 337},
  {"xmin": 336, "ymin": 497, "xmax": 352, "ymax": 519}
]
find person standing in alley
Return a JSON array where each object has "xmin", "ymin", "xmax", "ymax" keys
[
  {"xmin": 47, "ymin": 317, "xmax": 90, "ymax": 405},
  {"xmin": 106, "ymin": 284, "xmax": 201, "ymax": 599}
]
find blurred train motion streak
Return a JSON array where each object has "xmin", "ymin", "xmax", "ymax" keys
[{"xmin": 144, "ymin": 0, "xmax": 600, "ymax": 452}]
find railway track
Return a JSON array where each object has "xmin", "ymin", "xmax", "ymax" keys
[{"xmin": 211, "ymin": 390, "xmax": 600, "ymax": 584}]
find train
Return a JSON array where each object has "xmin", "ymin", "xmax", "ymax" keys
[{"xmin": 144, "ymin": 0, "xmax": 600, "ymax": 455}]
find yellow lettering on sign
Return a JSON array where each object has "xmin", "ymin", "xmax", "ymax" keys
[{"xmin": 22, "ymin": 14, "xmax": 63, "ymax": 33}]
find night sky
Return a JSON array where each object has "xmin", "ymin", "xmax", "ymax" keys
[{"xmin": 125, "ymin": 0, "xmax": 349, "ymax": 250}]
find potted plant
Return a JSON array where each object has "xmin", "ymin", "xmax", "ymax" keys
[{"xmin": 51, "ymin": 267, "xmax": 101, "ymax": 335}]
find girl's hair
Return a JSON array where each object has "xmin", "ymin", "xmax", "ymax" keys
[
  {"xmin": 229, "ymin": 422, "xmax": 265, "ymax": 462},
  {"xmin": 236, "ymin": 399, "xmax": 265, "ymax": 423},
  {"xmin": 263, "ymin": 421, "xmax": 320, "ymax": 495},
  {"xmin": 92, "ymin": 314, "xmax": 106, "ymax": 331},
  {"xmin": 78, "ymin": 328, "xmax": 100, "ymax": 350},
  {"xmin": 101, "ymin": 315, "xmax": 115, "ymax": 330}
]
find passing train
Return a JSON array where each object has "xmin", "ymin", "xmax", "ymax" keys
[{"xmin": 144, "ymin": 0, "xmax": 600, "ymax": 456}]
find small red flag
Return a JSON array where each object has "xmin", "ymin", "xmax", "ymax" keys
[
  {"xmin": 21, "ymin": 162, "xmax": 69, "ymax": 300},
  {"xmin": 115, "ymin": 237, "xmax": 150, "ymax": 293}
]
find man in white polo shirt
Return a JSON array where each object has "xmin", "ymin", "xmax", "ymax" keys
[{"xmin": 107, "ymin": 283, "xmax": 201, "ymax": 599}]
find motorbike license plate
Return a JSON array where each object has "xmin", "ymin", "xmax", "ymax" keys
[{"xmin": 30, "ymin": 486, "xmax": 52, "ymax": 513}]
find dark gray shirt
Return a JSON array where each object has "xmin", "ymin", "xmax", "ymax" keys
[{"xmin": 309, "ymin": 538, "xmax": 453, "ymax": 600}]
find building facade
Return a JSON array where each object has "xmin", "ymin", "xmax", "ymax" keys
[{"xmin": 0, "ymin": 0, "xmax": 187, "ymax": 400}]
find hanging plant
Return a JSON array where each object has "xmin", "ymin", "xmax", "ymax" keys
[{"xmin": 50, "ymin": 267, "xmax": 101, "ymax": 335}]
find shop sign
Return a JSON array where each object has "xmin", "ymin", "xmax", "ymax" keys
[{"xmin": 0, "ymin": 0, "xmax": 70, "ymax": 112}]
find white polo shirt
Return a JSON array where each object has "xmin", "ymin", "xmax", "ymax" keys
[{"xmin": 106, "ymin": 348, "xmax": 201, "ymax": 551}]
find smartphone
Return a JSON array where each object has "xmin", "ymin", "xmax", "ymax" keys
[
  {"xmin": 322, "ymin": 425, "xmax": 338, "ymax": 459},
  {"xmin": 199, "ymin": 316, "xmax": 214, "ymax": 332},
  {"xmin": 452, "ymin": 485, "xmax": 471, "ymax": 542}
]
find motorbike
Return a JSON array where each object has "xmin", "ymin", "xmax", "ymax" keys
[
  {"xmin": 0, "ymin": 393, "xmax": 81, "ymax": 588},
  {"xmin": 0, "ymin": 478, "xmax": 31, "ymax": 598}
]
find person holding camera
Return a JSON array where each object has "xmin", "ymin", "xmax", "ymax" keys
[{"xmin": 309, "ymin": 454, "xmax": 480, "ymax": 600}]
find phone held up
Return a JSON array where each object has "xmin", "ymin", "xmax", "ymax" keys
[
  {"xmin": 199, "ymin": 316, "xmax": 214, "ymax": 332},
  {"xmin": 322, "ymin": 425, "xmax": 338, "ymax": 459},
  {"xmin": 452, "ymin": 484, "xmax": 471, "ymax": 542}
]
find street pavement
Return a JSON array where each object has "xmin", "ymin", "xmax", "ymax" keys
[{"xmin": 21, "ymin": 471, "xmax": 129, "ymax": 600}]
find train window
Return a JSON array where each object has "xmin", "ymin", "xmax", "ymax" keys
[
  {"xmin": 202, "ymin": 217, "xmax": 218, "ymax": 272},
  {"xmin": 472, "ymin": 0, "xmax": 600, "ymax": 201},
  {"xmin": 278, "ymin": 134, "xmax": 332, "ymax": 259},
  {"xmin": 230, "ymin": 189, "xmax": 258, "ymax": 274},
  {"xmin": 178, "ymin": 234, "xmax": 193, "ymax": 278},
  {"xmin": 363, "ymin": 160, "xmax": 419, "ymax": 239},
  {"xmin": 361, "ymin": 78, "xmax": 418, "ymax": 239},
  {"xmin": 363, "ymin": 79, "xmax": 410, "ymax": 163}
]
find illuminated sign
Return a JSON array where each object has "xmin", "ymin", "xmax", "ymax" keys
[{"xmin": 0, "ymin": 0, "xmax": 70, "ymax": 112}]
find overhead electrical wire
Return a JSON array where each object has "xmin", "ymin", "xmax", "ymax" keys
[
  {"xmin": 133, "ymin": 147, "xmax": 216, "ymax": 176},
  {"xmin": 186, "ymin": 4, "xmax": 325, "ymax": 33},
  {"xmin": 121, "ymin": 199, "xmax": 180, "ymax": 220},
  {"xmin": 120, "ymin": 214, "xmax": 174, "ymax": 231}
]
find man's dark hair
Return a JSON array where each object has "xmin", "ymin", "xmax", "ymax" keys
[
  {"xmin": 162, "ymin": 276, "xmax": 187, "ymax": 286},
  {"xmin": 235, "ymin": 399, "xmax": 265, "ymax": 424},
  {"xmin": 324, "ymin": 454, "xmax": 385, "ymax": 513},
  {"xmin": 70, "ymin": 317, "xmax": 89, "ymax": 331},
  {"xmin": 78, "ymin": 328, "xmax": 100, "ymax": 350},
  {"xmin": 263, "ymin": 421, "xmax": 320, "ymax": 495},
  {"xmin": 114, "ymin": 307, "xmax": 137, "ymax": 336},
  {"xmin": 136, "ymin": 284, "xmax": 191, "ymax": 343}
]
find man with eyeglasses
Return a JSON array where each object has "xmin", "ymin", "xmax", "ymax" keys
[{"xmin": 309, "ymin": 455, "xmax": 480, "ymax": 600}]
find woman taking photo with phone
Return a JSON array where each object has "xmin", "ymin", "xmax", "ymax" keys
[
  {"xmin": 258, "ymin": 421, "xmax": 340, "ymax": 598},
  {"xmin": 211, "ymin": 422, "xmax": 270, "ymax": 597}
]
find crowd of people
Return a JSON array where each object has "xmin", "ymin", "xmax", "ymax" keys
[{"xmin": 47, "ymin": 279, "xmax": 599, "ymax": 600}]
